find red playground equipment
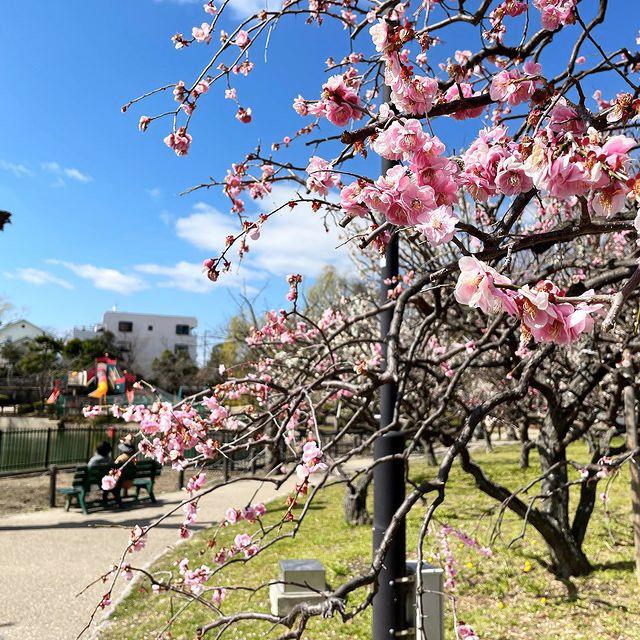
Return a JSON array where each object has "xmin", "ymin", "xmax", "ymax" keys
[{"xmin": 47, "ymin": 355, "xmax": 128, "ymax": 406}]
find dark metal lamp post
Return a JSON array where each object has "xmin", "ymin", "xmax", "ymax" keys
[{"xmin": 372, "ymin": 84, "xmax": 407, "ymax": 640}]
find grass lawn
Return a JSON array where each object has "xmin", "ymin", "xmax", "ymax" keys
[{"xmin": 100, "ymin": 444, "xmax": 640, "ymax": 639}]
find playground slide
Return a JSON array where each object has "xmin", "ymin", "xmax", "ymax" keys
[{"xmin": 88, "ymin": 362, "xmax": 108, "ymax": 400}]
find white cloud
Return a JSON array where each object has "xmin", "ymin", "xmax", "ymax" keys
[
  {"xmin": 41, "ymin": 161, "xmax": 93, "ymax": 186},
  {"xmin": 228, "ymin": 0, "xmax": 275, "ymax": 16},
  {"xmin": 135, "ymin": 260, "xmax": 260, "ymax": 294},
  {"xmin": 154, "ymin": 0, "xmax": 274, "ymax": 17},
  {"xmin": 3, "ymin": 268, "xmax": 74, "ymax": 290},
  {"xmin": 47, "ymin": 260, "xmax": 147, "ymax": 294},
  {"xmin": 175, "ymin": 185, "xmax": 350, "ymax": 281},
  {"xmin": 147, "ymin": 187, "xmax": 162, "ymax": 199},
  {"xmin": 0, "ymin": 160, "xmax": 32, "ymax": 178}
]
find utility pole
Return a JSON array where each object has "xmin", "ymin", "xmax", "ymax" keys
[
  {"xmin": 372, "ymin": 83, "xmax": 407, "ymax": 639},
  {"xmin": 199, "ymin": 329, "xmax": 214, "ymax": 366}
]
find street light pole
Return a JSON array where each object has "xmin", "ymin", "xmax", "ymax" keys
[{"xmin": 372, "ymin": 84, "xmax": 407, "ymax": 639}]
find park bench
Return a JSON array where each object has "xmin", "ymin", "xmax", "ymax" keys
[
  {"xmin": 57, "ymin": 459, "xmax": 162, "ymax": 514},
  {"xmin": 132, "ymin": 459, "xmax": 161, "ymax": 503}
]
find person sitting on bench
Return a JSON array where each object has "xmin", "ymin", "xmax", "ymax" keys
[
  {"xmin": 115, "ymin": 435, "xmax": 136, "ymax": 499},
  {"xmin": 88, "ymin": 441, "xmax": 112, "ymax": 468}
]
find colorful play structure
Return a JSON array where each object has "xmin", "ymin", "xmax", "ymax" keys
[
  {"xmin": 47, "ymin": 356, "xmax": 126, "ymax": 406},
  {"xmin": 46, "ymin": 355, "xmax": 177, "ymax": 413}
]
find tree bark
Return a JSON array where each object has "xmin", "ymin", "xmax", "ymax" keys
[
  {"xmin": 624, "ymin": 385, "xmax": 640, "ymax": 585},
  {"xmin": 344, "ymin": 472, "xmax": 372, "ymax": 525},
  {"xmin": 519, "ymin": 421, "xmax": 533, "ymax": 469},
  {"xmin": 425, "ymin": 440, "xmax": 438, "ymax": 466}
]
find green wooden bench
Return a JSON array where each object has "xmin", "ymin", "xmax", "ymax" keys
[
  {"xmin": 57, "ymin": 464, "xmax": 112, "ymax": 515},
  {"xmin": 57, "ymin": 460, "xmax": 162, "ymax": 514},
  {"xmin": 133, "ymin": 459, "xmax": 161, "ymax": 503}
]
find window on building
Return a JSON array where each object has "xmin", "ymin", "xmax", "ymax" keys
[
  {"xmin": 118, "ymin": 341, "xmax": 131, "ymax": 353},
  {"xmin": 175, "ymin": 344, "xmax": 189, "ymax": 355},
  {"xmin": 175, "ymin": 324, "xmax": 190, "ymax": 335},
  {"xmin": 148, "ymin": 325, "xmax": 153, "ymax": 331},
  {"xmin": 118, "ymin": 321, "xmax": 133, "ymax": 332}
]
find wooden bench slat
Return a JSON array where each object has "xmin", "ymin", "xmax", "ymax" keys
[{"xmin": 57, "ymin": 459, "xmax": 161, "ymax": 514}]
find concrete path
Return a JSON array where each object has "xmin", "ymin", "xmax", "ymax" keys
[{"xmin": 0, "ymin": 475, "xmax": 303, "ymax": 640}]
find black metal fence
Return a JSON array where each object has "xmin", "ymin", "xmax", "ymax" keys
[
  {"xmin": 0, "ymin": 426, "xmax": 131, "ymax": 474},
  {"xmin": 0, "ymin": 426, "xmax": 270, "ymax": 476},
  {"xmin": 0, "ymin": 425, "xmax": 370, "ymax": 476}
]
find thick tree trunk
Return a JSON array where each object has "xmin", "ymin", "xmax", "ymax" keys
[
  {"xmin": 424, "ymin": 440, "xmax": 438, "ymax": 466},
  {"xmin": 461, "ymin": 447, "xmax": 591, "ymax": 578},
  {"xmin": 264, "ymin": 424, "xmax": 283, "ymax": 471},
  {"xmin": 537, "ymin": 411, "xmax": 570, "ymax": 528},
  {"xmin": 544, "ymin": 526, "xmax": 591, "ymax": 577},
  {"xmin": 343, "ymin": 473, "xmax": 372, "ymax": 525},
  {"xmin": 519, "ymin": 422, "xmax": 533, "ymax": 469},
  {"xmin": 624, "ymin": 385, "xmax": 640, "ymax": 584},
  {"xmin": 484, "ymin": 428, "xmax": 493, "ymax": 453}
]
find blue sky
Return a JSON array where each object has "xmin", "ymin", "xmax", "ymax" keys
[
  {"xmin": 0, "ymin": 0, "xmax": 635, "ymax": 340},
  {"xmin": 0, "ymin": 0, "xmax": 358, "ymax": 339}
]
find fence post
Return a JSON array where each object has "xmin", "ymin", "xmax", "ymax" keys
[
  {"xmin": 49, "ymin": 464, "xmax": 57, "ymax": 508},
  {"xmin": 85, "ymin": 427, "xmax": 92, "ymax": 460},
  {"xmin": 44, "ymin": 428, "xmax": 52, "ymax": 468},
  {"xmin": 0, "ymin": 430, "xmax": 3, "ymax": 471},
  {"xmin": 223, "ymin": 456, "xmax": 230, "ymax": 482}
]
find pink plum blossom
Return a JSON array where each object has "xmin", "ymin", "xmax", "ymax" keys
[
  {"xmin": 454, "ymin": 256, "xmax": 518, "ymax": 315},
  {"xmin": 533, "ymin": 0, "xmax": 577, "ymax": 31},
  {"xmin": 164, "ymin": 127, "xmax": 192, "ymax": 156},
  {"xmin": 306, "ymin": 156, "xmax": 340, "ymax": 195},
  {"xmin": 192, "ymin": 22, "xmax": 212, "ymax": 44},
  {"xmin": 235, "ymin": 30, "xmax": 250, "ymax": 48},
  {"xmin": 416, "ymin": 206, "xmax": 458, "ymax": 246}
]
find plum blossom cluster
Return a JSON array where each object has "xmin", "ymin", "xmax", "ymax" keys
[
  {"xmin": 295, "ymin": 440, "xmax": 328, "ymax": 482},
  {"xmin": 482, "ymin": 93, "xmax": 638, "ymax": 217},
  {"xmin": 485, "ymin": 1, "xmax": 527, "ymax": 43},
  {"xmin": 455, "ymin": 256, "xmax": 603, "ymax": 346},
  {"xmin": 97, "ymin": 397, "xmax": 239, "ymax": 470},
  {"xmin": 533, "ymin": 0, "xmax": 577, "ymax": 31},
  {"xmin": 129, "ymin": 525, "xmax": 148, "ymax": 553},
  {"xmin": 441, "ymin": 524, "xmax": 492, "ymax": 558},
  {"xmin": 224, "ymin": 502, "xmax": 267, "ymax": 525},
  {"xmin": 246, "ymin": 306, "xmax": 343, "ymax": 347},
  {"xmin": 460, "ymin": 125, "xmax": 533, "ymax": 201},
  {"xmin": 305, "ymin": 156, "xmax": 341, "ymax": 195},
  {"xmin": 295, "ymin": 72, "xmax": 363, "ymax": 127},
  {"xmin": 489, "ymin": 62, "xmax": 542, "ymax": 107},
  {"xmin": 340, "ymin": 118, "xmax": 459, "ymax": 246},
  {"xmin": 370, "ymin": 8, "xmax": 439, "ymax": 116},
  {"xmin": 178, "ymin": 558, "xmax": 212, "ymax": 595},
  {"xmin": 210, "ymin": 532, "xmax": 260, "ymax": 565}
]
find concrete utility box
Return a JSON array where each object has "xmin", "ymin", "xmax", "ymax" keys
[
  {"xmin": 406, "ymin": 561, "xmax": 444, "ymax": 640},
  {"xmin": 269, "ymin": 559, "xmax": 327, "ymax": 616}
]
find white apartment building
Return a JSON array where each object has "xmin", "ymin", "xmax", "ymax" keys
[{"xmin": 74, "ymin": 311, "xmax": 198, "ymax": 376}]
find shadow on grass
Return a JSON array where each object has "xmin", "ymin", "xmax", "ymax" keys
[{"xmin": 592, "ymin": 559, "xmax": 637, "ymax": 573}]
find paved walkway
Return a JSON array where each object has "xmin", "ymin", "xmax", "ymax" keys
[{"xmin": 0, "ymin": 475, "xmax": 303, "ymax": 640}]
